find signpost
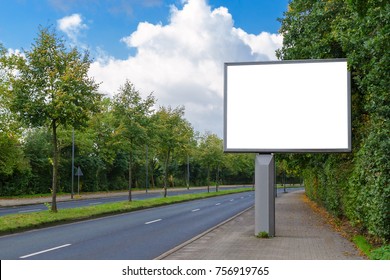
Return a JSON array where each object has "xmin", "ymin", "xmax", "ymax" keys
[
  {"xmin": 76, "ymin": 166, "xmax": 83, "ymax": 196},
  {"xmin": 224, "ymin": 59, "xmax": 351, "ymax": 236}
]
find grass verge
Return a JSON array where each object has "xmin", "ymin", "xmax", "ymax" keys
[
  {"xmin": 0, "ymin": 188, "xmax": 252, "ymax": 236},
  {"xmin": 352, "ymin": 235, "xmax": 372, "ymax": 257},
  {"xmin": 352, "ymin": 235, "xmax": 390, "ymax": 260}
]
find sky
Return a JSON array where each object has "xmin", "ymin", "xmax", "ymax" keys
[{"xmin": 0, "ymin": 0, "xmax": 289, "ymax": 136}]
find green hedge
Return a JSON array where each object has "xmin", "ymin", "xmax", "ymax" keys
[{"xmin": 278, "ymin": 0, "xmax": 390, "ymax": 242}]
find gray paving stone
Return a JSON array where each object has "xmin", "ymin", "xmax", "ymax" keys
[{"xmin": 162, "ymin": 190, "xmax": 364, "ymax": 260}]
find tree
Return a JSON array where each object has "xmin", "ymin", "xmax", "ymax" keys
[
  {"xmin": 0, "ymin": 44, "xmax": 31, "ymax": 195},
  {"xmin": 223, "ymin": 153, "xmax": 255, "ymax": 186},
  {"xmin": 9, "ymin": 27, "xmax": 101, "ymax": 212},
  {"xmin": 154, "ymin": 106, "xmax": 193, "ymax": 197},
  {"xmin": 112, "ymin": 80, "xmax": 155, "ymax": 201},
  {"xmin": 277, "ymin": 0, "xmax": 390, "ymax": 240},
  {"xmin": 198, "ymin": 133, "xmax": 224, "ymax": 192},
  {"xmin": 276, "ymin": 0, "xmax": 346, "ymax": 60}
]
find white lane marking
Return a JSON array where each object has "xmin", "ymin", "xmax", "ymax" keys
[
  {"xmin": 215, "ymin": 203, "xmax": 221, "ymax": 206},
  {"xmin": 20, "ymin": 244, "xmax": 72, "ymax": 259},
  {"xmin": 241, "ymin": 197, "xmax": 244, "ymax": 199},
  {"xmin": 18, "ymin": 209, "xmax": 44, "ymax": 213},
  {"xmin": 191, "ymin": 209, "xmax": 200, "ymax": 212},
  {"xmin": 230, "ymin": 199, "xmax": 234, "ymax": 202},
  {"xmin": 89, "ymin": 202, "xmax": 102, "ymax": 205},
  {"xmin": 145, "ymin": 219, "xmax": 162, "ymax": 225}
]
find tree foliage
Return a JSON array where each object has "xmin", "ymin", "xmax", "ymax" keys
[
  {"xmin": 112, "ymin": 80, "xmax": 155, "ymax": 201},
  {"xmin": 8, "ymin": 27, "xmax": 101, "ymax": 211},
  {"xmin": 277, "ymin": 0, "xmax": 389, "ymax": 241},
  {"xmin": 198, "ymin": 133, "xmax": 223, "ymax": 192},
  {"xmin": 153, "ymin": 106, "xmax": 194, "ymax": 197}
]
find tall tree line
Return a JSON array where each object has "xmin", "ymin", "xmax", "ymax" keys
[{"xmin": 0, "ymin": 28, "xmax": 255, "ymax": 205}]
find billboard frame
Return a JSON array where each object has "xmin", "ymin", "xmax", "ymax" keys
[{"xmin": 223, "ymin": 59, "xmax": 351, "ymax": 153}]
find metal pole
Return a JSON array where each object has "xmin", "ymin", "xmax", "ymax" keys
[
  {"xmin": 77, "ymin": 166, "xmax": 80, "ymax": 196},
  {"xmin": 274, "ymin": 156, "xmax": 277, "ymax": 198},
  {"xmin": 145, "ymin": 145, "xmax": 149, "ymax": 193},
  {"xmin": 255, "ymin": 154, "xmax": 275, "ymax": 237},
  {"xmin": 71, "ymin": 129, "xmax": 75, "ymax": 199},
  {"xmin": 187, "ymin": 154, "xmax": 190, "ymax": 190}
]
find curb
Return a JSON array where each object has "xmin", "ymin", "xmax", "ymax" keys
[{"xmin": 154, "ymin": 205, "xmax": 254, "ymax": 260}]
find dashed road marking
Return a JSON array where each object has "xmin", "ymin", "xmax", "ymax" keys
[
  {"xmin": 145, "ymin": 219, "xmax": 162, "ymax": 225},
  {"xmin": 215, "ymin": 203, "xmax": 221, "ymax": 206},
  {"xmin": 89, "ymin": 202, "xmax": 102, "ymax": 205},
  {"xmin": 191, "ymin": 209, "xmax": 200, "ymax": 212},
  {"xmin": 20, "ymin": 244, "xmax": 71, "ymax": 259}
]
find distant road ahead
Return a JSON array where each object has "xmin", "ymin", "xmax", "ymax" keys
[{"xmin": 0, "ymin": 186, "xmax": 301, "ymax": 217}]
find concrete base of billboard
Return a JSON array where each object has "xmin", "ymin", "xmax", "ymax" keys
[{"xmin": 255, "ymin": 154, "xmax": 275, "ymax": 237}]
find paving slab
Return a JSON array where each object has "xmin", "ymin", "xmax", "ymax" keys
[{"xmin": 160, "ymin": 190, "xmax": 364, "ymax": 260}]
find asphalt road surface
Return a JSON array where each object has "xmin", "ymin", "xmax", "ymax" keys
[
  {"xmin": 0, "ymin": 191, "xmax": 255, "ymax": 259},
  {"xmin": 0, "ymin": 186, "xmax": 300, "ymax": 217},
  {"xmin": 0, "ymin": 186, "xmax": 248, "ymax": 217}
]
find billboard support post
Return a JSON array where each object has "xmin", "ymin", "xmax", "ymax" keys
[{"xmin": 255, "ymin": 154, "xmax": 275, "ymax": 237}]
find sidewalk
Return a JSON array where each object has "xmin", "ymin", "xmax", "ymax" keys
[
  {"xmin": 159, "ymin": 190, "xmax": 364, "ymax": 260},
  {"xmin": 0, "ymin": 190, "xmax": 148, "ymax": 207}
]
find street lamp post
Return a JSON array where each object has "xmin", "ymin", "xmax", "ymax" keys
[
  {"xmin": 187, "ymin": 154, "xmax": 190, "ymax": 190},
  {"xmin": 145, "ymin": 145, "xmax": 149, "ymax": 193},
  {"xmin": 71, "ymin": 129, "xmax": 75, "ymax": 199}
]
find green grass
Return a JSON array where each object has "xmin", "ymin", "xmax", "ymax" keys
[
  {"xmin": 0, "ymin": 188, "xmax": 252, "ymax": 235},
  {"xmin": 256, "ymin": 231, "xmax": 270, "ymax": 238},
  {"xmin": 370, "ymin": 245, "xmax": 390, "ymax": 260},
  {"xmin": 353, "ymin": 235, "xmax": 372, "ymax": 257},
  {"xmin": 352, "ymin": 235, "xmax": 390, "ymax": 260}
]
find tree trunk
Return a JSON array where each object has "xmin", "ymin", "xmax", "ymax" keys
[
  {"xmin": 151, "ymin": 169, "xmax": 155, "ymax": 188},
  {"xmin": 216, "ymin": 165, "xmax": 220, "ymax": 192},
  {"xmin": 163, "ymin": 149, "xmax": 170, "ymax": 198},
  {"xmin": 51, "ymin": 120, "xmax": 58, "ymax": 212}
]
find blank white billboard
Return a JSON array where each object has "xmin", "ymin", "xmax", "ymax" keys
[{"xmin": 224, "ymin": 59, "xmax": 351, "ymax": 153}]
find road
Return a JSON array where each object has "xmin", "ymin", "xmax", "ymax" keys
[
  {"xmin": 0, "ymin": 186, "xmax": 301, "ymax": 217},
  {"xmin": 0, "ymin": 186, "xmax": 249, "ymax": 217},
  {"xmin": 0, "ymin": 191, "xmax": 255, "ymax": 259}
]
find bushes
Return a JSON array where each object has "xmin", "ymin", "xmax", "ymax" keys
[
  {"xmin": 278, "ymin": 0, "xmax": 390, "ymax": 241},
  {"xmin": 347, "ymin": 120, "xmax": 390, "ymax": 239}
]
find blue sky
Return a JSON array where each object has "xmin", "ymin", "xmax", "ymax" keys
[{"xmin": 1, "ymin": 0, "xmax": 289, "ymax": 136}]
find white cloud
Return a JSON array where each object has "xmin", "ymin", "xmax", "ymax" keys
[
  {"xmin": 89, "ymin": 0, "xmax": 283, "ymax": 136},
  {"xmin": 7, "ymin": 48, "xmax": 25, "ymax": 59},
  {"xmin": 57, "ymin": 13, "xmax": 88, "ymax": 46}
]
